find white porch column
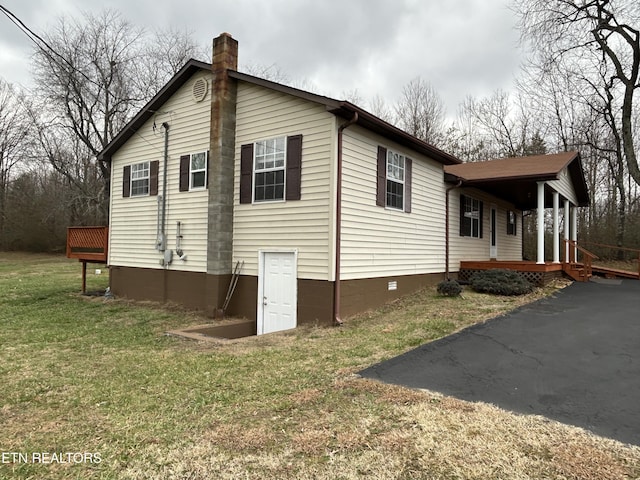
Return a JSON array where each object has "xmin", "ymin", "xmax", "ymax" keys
[
  {"xmin": 537, "ymin": 181, "xmax": 545, "ymax": 264},
  {"xmin": 571, "ymin": 206, "xmax": 578, "ymax": 261},
  {"xmin": 552, "ymin": 191, "xmax": 560, "ymax": 264},
  {"xmin": 564, "ymin": 199, "xmax": 570, "ymax": 262}
]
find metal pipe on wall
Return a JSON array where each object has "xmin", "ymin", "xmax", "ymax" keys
[
  {"xmin": 334, "ymin": 112, "xmax": 358, "ymax": 326},
  {"xmin": 157, "ymin": 122, "xmax": 170, "ymax": 252}
]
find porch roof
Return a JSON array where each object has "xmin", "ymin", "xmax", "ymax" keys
[{"xmin": 444, "ymin": 151, "xmax": 590, "ymax": 210}]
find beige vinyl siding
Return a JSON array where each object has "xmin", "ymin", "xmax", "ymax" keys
[
  {"xmin": 340, "ymin": 127, "xmax": 447, "ymax": 280},
  {"xmin": 109, "ymin": 71, "xmax": 212, "ymax": 272},
  {"xmin": 548, "ymin": 168, "xmax": 578, "ymax": 205},
  {"xmin": 448, "ymin": 187, "xmax": 523, "ymax": 270},
  {"xmin": 232, "ymin": 82, "xmax": 335, "ymax": 280}
]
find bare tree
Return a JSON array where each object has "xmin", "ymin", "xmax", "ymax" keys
[
  {"xmin": 138, "ymin": 26, "xmax": 208, "ymax": 98},
  {"xmin": 367, "ymin": 94, "xmax": 395, "ymax": 124},
  {"xmin": 461, "ymin": 90, "xmax": 536, "ymax": 158},
  {"xmin": 0, "ymin": 79, "xmax": 33, "ymax": 247},
  {"xmin": 514, "ymin": 0, "xmax": 640, "ymax": 186},
  {"xmin": 442, "ymin": 107, "xmax": 490, "ymax": 163},
  {"xmin": 517, "ymin": 17, "xmax": 637, "ymax": 250},
  {"xmin": 394, "ymin": 77, "xmax": 446, "ymax": 146},
  {"xmin": 30, "ymin": 9, "xmax": 205, "ymax": 222}
]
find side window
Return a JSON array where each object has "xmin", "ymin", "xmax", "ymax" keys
[
  {"xmin": 254, "ymin": 137, "xmax": 286, "ymax": 202},
  {"xmin": 507, "ymin": 210, "xmax": 517, "ymax": 235},
  {"xmin": 239, "ymin": 135, "xmax": 303, "ymax": 204},
  {"xmin": 190, "ymin": 152, "xmax": 207, "ymax": 189},
  {"xmin": 180, "ymin": 152, "xmax": 208, "ymax": 192},
  {"xmin": 123, "ymin": 161, "xmax": 158, "ymax": 197},
  {"xmin": 386, "ymin": 150, "xmax": 405, "ymax": 210},
  {"xmin": 460, "ymin": 194, "xmax": 483, "ymax": 238},
  {"xmin": 131, "ymin": 162, "xmax": 150, "ymax": 196},
  {"xmin": 376, "ymin": 146, "xmax": 412, "ymax": 213}
]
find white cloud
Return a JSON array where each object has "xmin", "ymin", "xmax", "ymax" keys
[{"xmin": 0, "ymin": 0, "xmax": 524, "ymax": 115}]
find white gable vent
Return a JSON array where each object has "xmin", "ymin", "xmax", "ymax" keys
[{"xmin": 192, "ymin": 78, "xmax": 208, "ymax": 102}]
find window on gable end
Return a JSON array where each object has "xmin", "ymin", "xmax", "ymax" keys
[
  {"xmin": 190, "ymin": 152, "xmax": 207, "ymax": 189},
  {"xmin": 123, "ymin": 161, "xmax": 158, "ymax": 198},
  {"xmin": 180, "ymin": 152, "xmax": 208, "ymax": 191},
  {"xmin": 130, "ymin": 161, "xmax": 150, "ymax": 196}
]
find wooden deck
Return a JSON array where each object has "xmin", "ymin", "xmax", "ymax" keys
[
  {"xmin": 460, "ymin": 260, "xmax": 639, "ymax": 284},
  {"xmin": 459, "ymin": 261, "xmax": 563, "ymax": 286},
  {"xmin": 66, "ymin": 226, "xmax": 109, "ymax": 293},
  {"xmin": 592, "ymin": 265, "xmax": 640, "ymax": 280},
  {"xmin": 460, "ymin": 261, "xmax": 563, "ymax": 273},
  {"xmin": 66, "ymin": 226, "xmax": 109, "ymax": 262}
]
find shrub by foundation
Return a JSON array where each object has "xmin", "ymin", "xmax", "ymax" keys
[
  {"xmin": 437, "ymin": 279, "xmax": 463, "ymax": 297},
  {"xmin": 470, "ymin": 269, "xmax": 533, "ymax": 296}
]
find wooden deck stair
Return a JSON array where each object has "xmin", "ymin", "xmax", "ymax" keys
[
  {"xmin": 562, "ymin": 262, "xmax": 591, "ymax": 282},
  {"xmin": 562, "ymin": 240, "xmax": 596, "ymax": 282},
  {"xmin": 562, "ymin": 240, "xmax": 640, "ymax": 281}
]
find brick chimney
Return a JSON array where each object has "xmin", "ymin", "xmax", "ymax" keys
[{"xmin": 206, "ymin": 32, "xmax": 238, "ymax": 316}]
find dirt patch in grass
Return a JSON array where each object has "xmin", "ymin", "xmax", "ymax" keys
[{"xmin": 121, "ymin": 380, "xmax": 640, "ymax": 480}]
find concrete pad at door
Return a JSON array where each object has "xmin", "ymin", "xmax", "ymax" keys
[{"xmin": 360, "ymin": 280, "xmax": 640, "ymax": 446}]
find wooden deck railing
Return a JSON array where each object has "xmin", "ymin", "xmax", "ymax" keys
[
  {"xmin": 66, "ymin": 226, "xmax": 108, "ymax": 293},
  {"xmin": 66, "ymin": 226, "xmax": 109, "ymax": 262},
  {"xmin": 583, "ymin": 241, "xmax": 640, "ymax": 278},
  {"xmin": 563, "ymin": 239, "xmax": 598, "ymax": 280}
]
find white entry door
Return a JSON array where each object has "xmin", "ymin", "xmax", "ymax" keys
[
  {"xmin": 490, "ymin": 205, "xmax": 498, "ymax": 259},
  {"xmin": 258, "ymin": 251, "xmax": 297, "ymax": 335}
]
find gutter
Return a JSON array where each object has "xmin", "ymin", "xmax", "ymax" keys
[
  {"xmin": 333, "ymin": 112, "xmax": 358, "ymax": 326},
  {"xmin": 445, "ymin": 180, "xmax": 463, "ymax": 280}
]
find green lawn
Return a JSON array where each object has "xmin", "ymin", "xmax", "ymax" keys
[{"xmin": 1, "ymin": 253, "xmax": 638, "ymax": 479}]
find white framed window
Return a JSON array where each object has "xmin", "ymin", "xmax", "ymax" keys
[
  {"xmin": 190, "ymin": 152, "xmax": 207, "ymax": 189},
  {"xmin": 130, "ymin": 161, "xmax": 150, "ymax": 196},
  {"xmin": 254, "ymin": 136, "xmax": 286, "ymax": 202},
  {"xmin": 386, "ymin": 150, "xmax": 405, "ymax": 210}
]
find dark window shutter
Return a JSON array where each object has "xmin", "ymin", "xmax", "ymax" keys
[
  {"xmin": 479, "ymin": 201, "xmax": 484, "ymax": 238},
  {"xmin": 123, "ymin": 166, "xmax": 131, "ymax": 197},
  {"xmin": 179, "ymin": 155, "xmax": 190, "ymax": 192},
  {"xmin": 206, "ymin": 150, "xmax": 210, "ymax": 188},
  {"xmin": 376, "ymin": 146, "xmax": 386, "ymax": 207},
  {"xmin": 240, "ymin": 143, "xmax": 254, "ymax": 204},
  {"xmin": 149, "ymin": 161, "xmax": 159, "ymax": 196},
  {"xmin": 459, "ymin": 194, "xmax": 466, "ymax": 236},
  {"xmin": 286, "ymin": 134, "xmax": 303, "ymax": 201},
  {"xmin": 404, "ymin": 157, "xmax": 412, "ymax": 213}
]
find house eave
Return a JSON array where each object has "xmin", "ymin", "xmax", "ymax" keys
[
  {"xmin": 228, "ymin": 70, "xmax": 462, "ymax": 166},
  {"xmin": 98, "ymin": 59, "xmax": 211, "ymax": 162}
]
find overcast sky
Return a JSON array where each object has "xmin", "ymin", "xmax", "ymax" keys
[{"xmin": 0, "ymin": 0, "xmax": 523, "ymax": 119}]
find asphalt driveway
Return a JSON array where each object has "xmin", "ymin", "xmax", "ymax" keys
[{"xmin": 360, "ymin": 278, "xmax": 640, "ymax": 446}]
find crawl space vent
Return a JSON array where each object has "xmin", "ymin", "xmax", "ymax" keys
[{"xmin": 192, "ymin": 78, "xmax": 208, "ymax": 102}]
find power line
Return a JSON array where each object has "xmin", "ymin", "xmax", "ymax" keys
[
  {"xmin": 0, "ymin": 4, "xmax": 96, "ymax": 87},
  {"xmin": 0, "ymin": 4, "xmax": 166, "ymax": 156}
]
